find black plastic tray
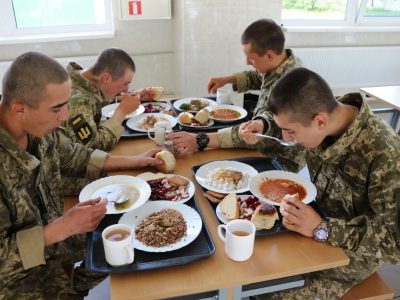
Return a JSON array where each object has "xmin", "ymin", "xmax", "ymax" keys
[
  {"xmin": 170, "ymin": 97, "xmax": 250, "ymax": 132},
  {"xmin": 85, "ymin": 197, "xmax": 216, "ymax": 273},
  {"xmin": 192, "ymin": 157, "xmax": 325, "ymax": 237}
]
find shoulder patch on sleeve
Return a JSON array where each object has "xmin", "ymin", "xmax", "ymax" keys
[{"xmin": 68, "ymin": 114, "xmax": 93, "ymax": 144}]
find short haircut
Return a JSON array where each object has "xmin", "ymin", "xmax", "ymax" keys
[
  {"xmin": 2, "ymin": 52, "xmax": 69, "ymax": 108},
  {"xmin": 91, "ymin": 48, "xmax": 136, "ymax": 80},
  {"xmin": 269, "ymin": 67, "xmax": 338, "ymax": 126},
  {"xmin": 241, "ymin": 19, "xmax": 285, "ymax": 55}
]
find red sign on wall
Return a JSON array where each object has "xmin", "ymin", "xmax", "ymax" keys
[{"xmin": 128, "ymin": 1, "xmax": 142, "ymax": 15}]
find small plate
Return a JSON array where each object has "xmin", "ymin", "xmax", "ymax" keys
[
  {"xmin": 177, "ymin": 118, "xmax": 214, "ymax": 128},
  {"xmin": 119, "ymin": 201, "xmax": 202, "ymax": 253},
  {"xmin": 206, "ymin": 104, "xmax": 247, "ymax": 123},
  {"xmin": 173, "ymin": 97, "xmax": 217, "ymax": 113},
  {"xmin": 142, "ymin": 101, "xmax": 171, "ymax": 113},
  {"xmin": 137, "ymin": 173, "xmax": 195, "ymax": 204},
  {"xmin": 249, "ymin": 170, "xmax": 317, "ymax": 206},
  {"xmin": 79, "ymin": 175, "xmax": 151, "ymax": 214},
  {"xmin": 216, "ymin": 194, "xmax": 258, "ymax": 225},
  {"xmin": 101, "ymin": 103, "xmax": 145, "ymax": 119},
  {"xmin": 195, "ymin": 160, "xmax": 258, "ymax": 194},
  {"xmin": 125, "ymin": 113, "xmax": 177, "ymax": 132}
]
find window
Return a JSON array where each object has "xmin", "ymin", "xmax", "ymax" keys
[
  {"xmin": 282, "ymin": 0, "xmax": 400, "ymax": 28},
  {"xmin": 0, "ymin": 0, "xmax": 114, "ymax": 44}
]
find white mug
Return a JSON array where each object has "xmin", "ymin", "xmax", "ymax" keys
[
  {"xmin": 147, "ymin": 121, "xmax": 172, "ymax": 145},
  {"xmin": 102, "ymin": 224, "xmax": 134, "ymax": 266},
  {"xmin": 217, "ymin": 219, "xmax": 256, "ymax": 261},
  {"xmin": 151, "ymin": 86, "xmax": 164, "ymax": 100},
  {"xmin": 216, "ymin": 87, "xmax": 232, "ymax": 105}
]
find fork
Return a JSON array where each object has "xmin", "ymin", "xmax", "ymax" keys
[{"xmin": 253, "ymin": 133, "xmax": 297, "ymax": 147}]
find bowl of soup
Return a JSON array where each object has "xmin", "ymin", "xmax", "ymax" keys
[
  {"xmin": 207, "ymin": 104, "xmax": 247, "ymax": 123},
  {"xmin": 249, "ymin": 170, "xmax": 317, "ymax": 206}
]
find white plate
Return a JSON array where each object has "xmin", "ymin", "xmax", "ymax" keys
[
  {"xmin": 216, "ymin": 194, "xmax": 256, "ymax": 225},
  {"xmin": 173, "ymin": 97, "xmax": 217, "ymax": 112},
  {"xmin": 142, "ymin": 101, "xmax": 171, "ymax": 113},
  {"xmin": 119, "ymin": 201, "xmax": 202, "ymax": 252},
  {"xmin": 139, "ymin": 173, "xmax": 195, "ymax": 204},
  {"xmin": 249, "ymin": 170, "xmax": 317, "ymax": 206},
  {"xmin": 195, "ymin": 160, "xmax": 258, "ymax": 194},
  {"xmin": 79, "ymin": 175, "xmax": 151, "ymax": 214},
  {"xmin": 177, "ymin": 118, "xmax": 215, "ymax": 128},
  {"xmin": 206, "ymin": 104, "xmax": 247, "ymax": 123},
  {"xmin": 125, "ymin": 113, "xmax": 177, "ymax": 132},
  {"xmin": 101, "ymin": 103, "xmax": 145, "ymax": 119}
]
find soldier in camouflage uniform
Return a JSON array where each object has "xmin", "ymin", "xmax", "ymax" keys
[
  {"xmin": 245, "ymin": 68, "xmax": 400, "ymax": 299},
  {"xmin": 0, "ymin": 52, "xmax": 161, "ymax": 299},
  {"xmin": 167, "ymin": 19, "xmax": 302, "ymax": 155},
  {"xmin": 65, "ymin": 48, "xmax": 155, "ymax": 151}
]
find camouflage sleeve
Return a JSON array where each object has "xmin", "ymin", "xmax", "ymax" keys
[
  {"xmin": 66, "ymin": 93, "xmax": 123, "ymax": 151},
  {"xmin": 55, "ymin": 129, "xmax": 107, "ymax": 181},
  {"xmin": 327, "ymin": 155, "xmax": 400, "ymax": 261},
  {"xmin": 233, "ymin": 71, "xmax": 262, "ymax": 92}
]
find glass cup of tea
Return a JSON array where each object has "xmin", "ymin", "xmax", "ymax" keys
[
  {"xmin": 102, "ymin": 224, "xmax": 134, "ymax": 266},
  {"xmin": 217, "ymin": 219, "xmax": 256, "ymax": 261}
]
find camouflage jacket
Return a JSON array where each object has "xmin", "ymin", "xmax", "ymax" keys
[
  {"xmin": 64, "ymin": 62, "xmax": 124, "ymax": 151},
  {"xmin": 258, "ymin": 93, "xmax": 400, "ymax": 266},
  {"xmin": 0, "ymin": 128, "xmax": 107, "ymax": 290},
  {"xmin": 218, "ymin": 49, "xmax": 302, "ymax": 148}
]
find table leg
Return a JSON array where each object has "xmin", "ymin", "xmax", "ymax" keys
[{"xmin": 389, "ymin": 110, "xmax": 400, "ymax": 130}]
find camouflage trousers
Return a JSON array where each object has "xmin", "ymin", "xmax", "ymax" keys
[
  {"xmin": 256, "ymin": 249, "xmax": 381, "ymax": 300},
  {"xmin": 1, "ymin": 235, "xmax": 107, "ymax": 300}
]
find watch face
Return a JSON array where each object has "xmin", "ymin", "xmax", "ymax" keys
[{"xmin": 315, "ymin": 228, "xmax": 328, "ymax": 241}]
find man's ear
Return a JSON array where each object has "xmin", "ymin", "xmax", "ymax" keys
[
  {"xmin": 10, "ymin": 100, "xmax": 25, "ymax": 117},
  {"xmin": 99, "ymin": 71, "xmax": 112, "ymax": 84},
  {"xmin": 312, "ymin": 113, "xmax": 328, "ymax": 129}
]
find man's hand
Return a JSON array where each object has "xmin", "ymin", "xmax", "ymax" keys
[
  {"xmin": 239, "ymin": 119, "xmax": 264, "ymax": 145},
  {"xmin": 44, "ymin": 198, "xmax": 108, "ymax": 246},
  {"xmin": 166, "ymin": 132, "xmax": 198, "ymax": 156},
  {"xmin": 113, "ymin": 93, "xmax": 141, "ymax": 122},
  {"xmin": 207, "ymin": 75, "xmax": 235, "ymax": 94},
  {"xmin": 136, "ymin": 88, "xmax": 153, "ymax": 102},
  {"xmin": 279, "ymin": 194, "xmax": 321, "ymax": 237}
]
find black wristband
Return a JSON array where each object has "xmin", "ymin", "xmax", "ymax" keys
[{"xmin": 196, "ymin": 132, "xmax": 209, "ymax": 151}]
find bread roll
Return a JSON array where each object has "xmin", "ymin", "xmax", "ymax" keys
[
  {"xmin": 220, "ymin": 193, "xmax": 239, "ymax": 220},
  {"xmin": 194, "ymin": 109, "xmax": 210, "ymax": 125},
  {"xmin": 178, "ymin": 112, "xmax": 194, "ymax": 124},
  {"xmin": 155, "ymin": 150, "xmax": 176, "ymax": 173},
  {"xmin": 151, "ymin": 86, "xmax": 164, "ymax": 100},
  {"xmin": 279, "ymin": 194, "xmax": 299, "ymax": 225},
  {"xmin": 251, "ymin": 204, "xmax": 278, "ymax": 230}
]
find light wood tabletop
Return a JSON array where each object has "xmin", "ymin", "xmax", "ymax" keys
[{"xmin": 93, "ymin": 137, "xmax": 349, "ymax": 300}]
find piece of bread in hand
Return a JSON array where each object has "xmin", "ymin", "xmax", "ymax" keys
[
  {"xmin": 155, "ymin": 150, "xmax": 176, "ymax": 173},
  {"xmin": 204, "ymin": 190, "xmax": 226, "ymax": 203},
  {"xmin": 178, "ymin": 112, "xmax": 194, "ymax": 124},
  {"xmin": 251, "ymin": 204, "xmax": 278, "ymax": 230},
  {"xmin": 220, "ymin": 193, "xmax": 239, "ymax": 220},
  {"xmin": 279, "ymin": 193, "xmax": 299, "ymax": 225},
  {"xmin": 194, "ymin": 108, "xmax": 210, "ymax": 125}
]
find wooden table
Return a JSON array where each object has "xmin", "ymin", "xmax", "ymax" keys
[
  {"xmin": 360, "ymin": 85, "xmax": 400, "ymax": 129},
  {"xmin": 97, "ymin": 138, "xmax": 348, "ymax": 300}
]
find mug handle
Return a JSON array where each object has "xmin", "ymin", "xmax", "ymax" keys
[
  {"xmin": 217, "ymin": 224, "xmax": 227, "ymax": 242},
  {"xmin": 125, "ymin": 246, "xmax": 134, "ymax": 264},
  {"xmin": 147, "ymin": 130, "xmax": 156, "ymax": 141}
]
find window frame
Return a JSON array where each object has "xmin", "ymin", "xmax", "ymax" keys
[
  {"xmin": 0, "ymin": 0, "xmax": 114, "ymax": 45},
  {"xmin": 281, "ymin": 0, "xmax": 400, "ymax": 30}
]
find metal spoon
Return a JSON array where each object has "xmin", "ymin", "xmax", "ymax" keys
[{"xmin": 253, "ymin": 133, "xmax": 297, "ymax": 147}]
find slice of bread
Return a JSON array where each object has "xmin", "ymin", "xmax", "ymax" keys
[
  {"xmin": 137, "ymin": 172, "xmax": 166, "ymax": 181},
  {"xmin": 220, "ymin": 193, "xmax": 239, "ymax": 220},
  {"xmin": 168, "ymin": 175, "xmax": 189, "ymax": 187},
  {"xmin": 194, "ymin": 108, "xmax": 210, "ymax": 125},
  {"xmin": 155, "ymin": 150, "xmax": 176, "ymax": 173},
  {"xmin": 279, "ymin": 193, "xmax": 299, "ymax": 225},
  {"xmin": 251, "ymin": 204, "xmax": 279, "ymax": 230}
]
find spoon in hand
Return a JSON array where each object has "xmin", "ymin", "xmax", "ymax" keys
[{"xmin": 253, "ymin": 133, "xmax": 297, "ymax": 147}]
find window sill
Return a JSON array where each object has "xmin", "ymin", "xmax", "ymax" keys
[
  {"xmin": 285, "ymin": 25, "xmax": 400, "ymax": 33},
  {"xmin": 0, "ymin": 30, "xmax": 114, "ymax": 45}
]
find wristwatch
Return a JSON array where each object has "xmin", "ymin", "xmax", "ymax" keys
[
  {"xmin": 314, "ymin": 219, "xmax": 329, "ymax": 242},
  {"xmin": 196, "ymin": 132, "xmax": 209, "ymax": 151}
]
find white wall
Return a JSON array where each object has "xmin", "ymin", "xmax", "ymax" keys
[{"xmin": 0, "ymin": 0, "xmax": 400, "ymax": 97}]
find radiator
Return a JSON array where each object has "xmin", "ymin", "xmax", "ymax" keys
[{"xmin": 292, "ymin": 46, "xmax": 400, "ymax": 95}]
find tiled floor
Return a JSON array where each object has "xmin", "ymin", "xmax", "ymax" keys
[{"xmin": 85, "ymin": 265, "xmax": 400, "ymax": 300}]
